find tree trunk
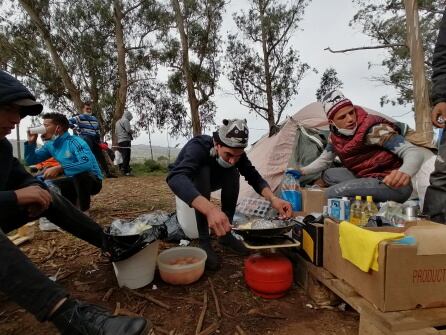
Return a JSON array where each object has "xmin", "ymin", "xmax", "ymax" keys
[
  {"xmin": 259, "ymin": 0, "xmax": 276, "ymax": 137},
  {"xmin": 171, "ymin": 0, "xmax": 202, "ymax": 136},
  {"xmin": 113, "ymin": 0, "xmax": 128, "ymax": 146},
  {"xmin": 404, "ymin": 0, "xmax": 433, "ymax": 143},
  {"xmin": 18, "ymin": 0, "xmax": 82, "ymax": 112}
]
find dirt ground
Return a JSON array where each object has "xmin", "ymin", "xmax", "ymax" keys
[{"xmin": 0, "ymin": 175, "xmax": 359, "ymax": 335}]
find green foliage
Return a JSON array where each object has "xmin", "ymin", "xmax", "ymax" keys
[
  {"xmin": 351, "ymin": 0, "xmax": 443, "ymax": 106},
  {"xmin": 316, "ymin": 68, "xmax": 344, "ymax": 101},
  {"xmin": 144, "ymin": 159, "xmax": 167, "ymax": 172},
  {"xmin": 226, "ymin": 0, "xmax": 310, "ymax": 136},
  {"xmin": 130, "ymin": 161, "xmax": 167, "ymax": 176}
]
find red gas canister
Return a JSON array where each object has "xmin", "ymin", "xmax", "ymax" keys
[{"xmin": 244, "ymin": 253, "xmax": 293, "ymax": 299}]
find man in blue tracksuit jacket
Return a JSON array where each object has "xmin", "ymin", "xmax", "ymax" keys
[{"xmin": 25, "ymin": 112, "xmax": 103, "ymax": 212}]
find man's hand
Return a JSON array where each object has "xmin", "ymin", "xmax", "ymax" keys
[
  {"xmin": 205, "ymin": 207, "xmax": 231, "ymax": 236},
  {"xmin": 383, "ymin": 170, "xmax": 411, "ymax": 188},
  {"xmin": 271, "ymin": 196, "xmax": 293, "ymax": 218},
  {"xmin": 27, "ymin": 203, "xmax": 47, "ymax": 218},
  {"xmin": 27, "ymin": 130, "xmax": 38, "ymax": 143},
  {"xmin": 431, "ymin": 102, "xmax": 446, "ymax": 128},
  {"xmin": 15, "ymin": 185, "xmax": 52, "ymax": 211},
  {"xmin": 43, "ymin": 166, "xmax": 63, "ymax": 179}
]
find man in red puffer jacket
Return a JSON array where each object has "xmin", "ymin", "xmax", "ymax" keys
[{"xmin": 300, "ymin": 90, "xmax": 430, "ymax": 203}]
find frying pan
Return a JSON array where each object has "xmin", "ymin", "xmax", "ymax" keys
[{"xmin": 231, "ymin": 217, "xmax": 298, "ymax": 239}]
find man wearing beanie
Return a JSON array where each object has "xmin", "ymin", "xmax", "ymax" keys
[
  {"xmin": 167, "ymin": 119, "xmax": 292, "ymax": 270},
  {"xmin": 0, "ymin": 70, "xmax": 151, "ymax": 334},
  {"xmin": 299, "ymin": 90, "xmax": 428, "ymax": 202}
]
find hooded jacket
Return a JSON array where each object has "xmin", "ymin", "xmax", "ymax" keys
[{"xmin": 115, "ymin": 111, "xmax": 133, "ymax": 143}]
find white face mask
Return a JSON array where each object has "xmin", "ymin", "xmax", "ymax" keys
[
  {"xmin": 331, "ymin": 121, "xmax": 357, "ymax": 136},
  {"xmin": 216, "ymin": 156, "xmax": 234, "ymax": 168}
]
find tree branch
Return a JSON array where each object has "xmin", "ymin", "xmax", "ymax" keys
[{"xmin": 324, "ymin": 44, "xmax": 406, "ymax": 53}]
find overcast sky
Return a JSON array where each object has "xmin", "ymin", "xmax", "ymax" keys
[
  {"xmin": 9, "ymin": 0, "xmax": 416, "ymax": 148},
  {"xmin": 137, "ymin": 0, "xmax": 413, "ymax": 148}
]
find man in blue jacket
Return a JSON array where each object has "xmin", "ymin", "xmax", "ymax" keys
[
  {"xmin": 25, "ymin": 113, "xmax": 103, "ymax": 213},
  {"xmin": 0, "ymin": 70, "xmax": 150, "ymax": 334},
  {"xmin": 69, "ymin": 102, "xmax": 113, "ymax": 177},
  {"xmin": 167, "ymin": 119, "xmax": 292, "ymax": 270}
]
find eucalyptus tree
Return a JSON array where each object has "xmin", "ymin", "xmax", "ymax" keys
[
  {"xmin": 316, "ymin": 67, "xmax": 344, "ymax": 102},
  {"xmin": 0, "ymin": 0, "xmax": 171, "ymax": 140},
  {"xmin": 155, "ymin": 0, "xmax": 225, "ymax": 136},
  {"xmin": 226, "ymin": 0, "xmax": 310, "ymax": 137}
]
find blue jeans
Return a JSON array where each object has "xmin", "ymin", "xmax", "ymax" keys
[{"xmin": 323, "ymin": 167, "xmax": 412, "ymax": 203}]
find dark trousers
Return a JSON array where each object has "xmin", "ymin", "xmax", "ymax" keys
[
  {"xmin": 0, "ymin": 189, "xmax": 104, "ymax": 321},
  {"xmin": 49, "ymin": 173, "xmax": 102, "ymax": 211},
  {"xmin": 82, "ymin": 135, "xmax": 110, "ymax": 176},
  {"xmin": 192, "ymin": 165, "xmax": 240, "ymax": 242},
  {"xmin": 424, "ymin": 131, "xmax": 446, "ymax": 223},
  {"xmin": 118, "ymin": 141, "xmax": 131, "ymax": 174}
]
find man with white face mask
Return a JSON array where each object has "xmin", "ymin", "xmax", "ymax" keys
[
  {"xmin": 167, "ymin": 119, "xmax": 292, "ymax": 270},
  {"xmin": 299, "ymin": 90, "xmax": 426, "ymax": 203},
  {"xmin": 25, "ymin": 112, "xmax": 103, "ymax": 214}
]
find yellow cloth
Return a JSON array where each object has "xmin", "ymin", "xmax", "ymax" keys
[{"xmin": 339, "ymin": 221, "xmax": 404, "ymax": 272}]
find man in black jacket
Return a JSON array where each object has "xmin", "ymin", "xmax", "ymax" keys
[
  {"xmin": 0, "ymin": 70, "xmax": 150, "ymax": 335},
  {"xmin": 423, "ymin": 10, "xmax": 446, "ymax": 223},
  {"xmin": 167, "ymin": 119, "xmax": 292, "ymax": 270}
]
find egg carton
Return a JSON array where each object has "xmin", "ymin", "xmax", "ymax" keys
[{"xmin": 236, "ymin": 197, "xmax": 272, "ymax": 217}]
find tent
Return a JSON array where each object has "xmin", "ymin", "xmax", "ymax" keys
[{"xmin": 238, "ymin": 102, "xmax": 436, "ymax": 207}]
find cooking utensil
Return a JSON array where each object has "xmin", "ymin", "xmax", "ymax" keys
[{"xmin": 232, "ymin": 218, "xmax": 298, "ymax": 239}]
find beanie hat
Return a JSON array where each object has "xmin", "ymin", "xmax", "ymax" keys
[
  {"xmin": 213, "ymin": 119, "xmax": 249, "ymax": 148},
  {"xmin": 0, "ymin": 70, "xmax": 43, "ymax": 118},
  {"xmin": 322, "ymin": 90, "xmax": 353, "ymax": 120}
]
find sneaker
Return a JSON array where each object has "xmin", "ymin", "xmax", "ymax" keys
[
  {"xmin": 199, "ymin": 241, "xmax": 220, "ymax": 271},
  {"xmin": 219, "ymin": 233, "xmax": 249, "ymax": 256},
  {"xmin": 51, "ymin": 299, "xmax": 151, "ymax": 335}
]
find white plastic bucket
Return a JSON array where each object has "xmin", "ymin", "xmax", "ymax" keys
[
  {"xmin": 175, "ymin": 196, "xmax": 199, "ymax": 239},
  {"xmin": 112, "ymin": 240, "xmax": 159, "ymax": 289}
]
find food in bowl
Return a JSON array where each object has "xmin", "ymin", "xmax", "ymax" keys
[{"xmin": 157, "ymin": 247, "xmax": 207, "ymax": 285}]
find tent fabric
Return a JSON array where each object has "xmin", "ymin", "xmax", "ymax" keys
[{"xmin": 237, "ymin": 102, "xmax": 436, "ymax": 202}]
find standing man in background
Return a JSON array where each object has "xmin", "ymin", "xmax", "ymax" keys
[
  {"xmin": 69, "ymin": 101, "xmax": 114, "ymax": 178},
  {"xmin": 424, "ymin": 9, "xmax": 446, "ymax": 223},
  {"xmin": 115, "ymin": 111, "xmax": 134, "ymax": 176}
]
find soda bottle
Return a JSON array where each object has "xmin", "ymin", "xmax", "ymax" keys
[
  {"xmin": 361, "ymin": 195, "xmax": 378, "ymax": 226},
  {"xmin": 349, "ymin": 196, "xmax": 362, "ymax": 226}
]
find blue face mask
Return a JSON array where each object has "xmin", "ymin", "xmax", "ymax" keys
[{"xmin": 217, "ymin": 156, "xmax": 234, "ymax": 168}]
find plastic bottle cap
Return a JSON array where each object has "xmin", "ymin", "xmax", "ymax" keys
[
  {"xmin": 366, "ymin": 196, "xmax": 373, "ymax": 202},
  {"xmin": 355, "ymin": 196, "xmax": 362, "ymax": 200},
  {"xmin": 342, "ymin": 197, "xmax": 348, "ymax": 200}
]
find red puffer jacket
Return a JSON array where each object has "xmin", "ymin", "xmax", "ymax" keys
[{"xmin": 330, "ymin": 106, "xmax": 402, "ymax": 178}]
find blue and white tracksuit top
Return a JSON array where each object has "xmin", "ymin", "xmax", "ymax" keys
[{"xmin": 24, "ymin": 132, "xmax": 103, "ymax": 180}]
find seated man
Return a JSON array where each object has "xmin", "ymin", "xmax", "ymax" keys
[
  {"xmin": 167, "ymin": 119, "xmax": 292, "ymax": 270},
  {"xmin": 69, "ymin": 101, "xmax": 114, "ymax": 178},
  {"xmin": 300, "ymin": 90, "xmax": 429, "ymax": 203},
  {"xmin": 25, "ymin": 113, "xmax": 103, "ymax": 214},
  {"xmin": 0, "ymin": 69, "xmax": 150, "ymax": 334}
]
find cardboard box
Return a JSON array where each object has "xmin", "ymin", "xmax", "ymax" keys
[
  {"xmin": 301, "ymin": 188, "xmax": 326, "ymax": 213},
  {"xmin": 292, "ymin": 220, "xmax": 324, "ymax": 266},
  {"xmin": 323, "ymin": 218, "xmax": 446, "ymax": 312}
]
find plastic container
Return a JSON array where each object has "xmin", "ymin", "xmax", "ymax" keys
[
  {"xmin": 244, "ymin": 253, "xmax": 293, "ymax": 299},
  {"xmin": 361, "ymin": 195, "xmax": 378, "ymax": 225},
  {"xmin": 28, "ymin": 125, "xmax": 46, "ymax": 135},
  {"xmin": 279, "ymin": 170, "xmax": 302, "ymax": 211},
  {"xmin": 157, "ymin": 247, "xmax": 206, "ymax": 285},
  {"xmin": 236, "ymin": 197, "xmax": 271, "ymax": 217},
  {"xmin": 175, "ymin": 196, "xmax": 199, "ymax": 239},
  {"xmin": 112, "ymin": 240, "xmax": 160, "ymax": 289},
  {"xmin": 349, "ymin": 196, "xmax": 363, "ymax": 226}
]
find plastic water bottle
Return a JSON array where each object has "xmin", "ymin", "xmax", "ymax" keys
[
  {"xmin": 280, "ymin": 169, "xmax": 302, "ymax": 211},
  {"xmin": 361, "ymin": 196, "xmax": 378, "ymax": 226},
  {"xmin": 349, "ymin": 196, "xmax": 363, "ymax": 226}
]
